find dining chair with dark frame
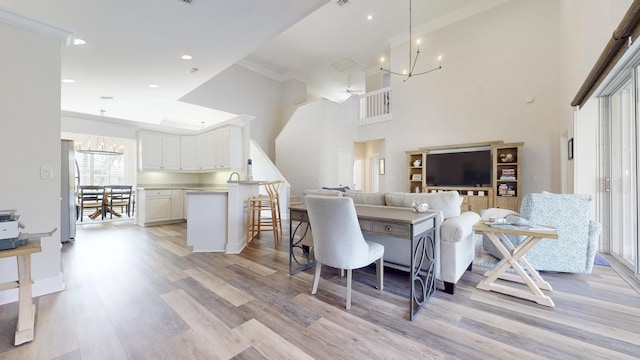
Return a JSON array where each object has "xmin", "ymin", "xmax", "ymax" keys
[
  {"xmin": 105, "ymin": 185, "xmax": 133, "ymax": 218},
  {"xmin": 76, "ymin": 185, "xmax": 105, "ymax": 222}
]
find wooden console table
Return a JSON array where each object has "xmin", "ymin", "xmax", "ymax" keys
[
  {"xmin": 473, "ymin": 222, "xmax": 558, "ymax": 307},
  {"xmin": 289, "ymin": 204, "xmax": 436, "ymax": 320},
  {"xmin": 0, "ymin": 239, "xmax": 42, "ymax": 345}
]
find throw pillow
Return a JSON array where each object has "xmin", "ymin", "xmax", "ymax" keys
[
  {"xmin": 385, "ymin": 191, "xmax": 462, "ymax": 219},
  {"xmin": 303, "ymin": 189, "xmax": 343, "ymax": 197},
  {"xmin": 344, "ymin": 190, "xmax": 386, "ymax": 205},
  {"xmin": 321, "ymin": 186, "xmax": 350, "ymax": 192}
]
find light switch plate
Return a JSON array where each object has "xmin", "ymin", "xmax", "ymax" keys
[{"xmin": 40, "ymin": 166, "xmax": 53, "ymax": 179}]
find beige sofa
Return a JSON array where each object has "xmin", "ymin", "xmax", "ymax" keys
[{"xmin": 341, "ymin": 190, "xmax": 480, "ymax": 294}]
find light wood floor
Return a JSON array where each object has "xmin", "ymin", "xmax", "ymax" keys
[{"xmin": 1, "ymin": 221, "xmax": 639, "ymax": 359}]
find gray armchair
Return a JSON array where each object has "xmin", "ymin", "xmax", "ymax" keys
[{"xmin": 483, "ymin": 192, "xmax": 602, "ymax": 273}]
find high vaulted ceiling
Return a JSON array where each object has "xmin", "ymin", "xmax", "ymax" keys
[{"xmin": 0, "ymin": 0, "xmax": 507, "ymax": 129}]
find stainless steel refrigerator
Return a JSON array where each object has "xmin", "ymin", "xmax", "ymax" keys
[{"xmin": 60, "ymin": 139, "xmax": 76, "ymax": 242}]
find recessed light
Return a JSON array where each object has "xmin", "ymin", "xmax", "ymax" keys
[
  {"xmin": 181, "ymin": 54, "xmax": 193, "ymax": 60},
  {"xmin": 62, "ymin": 79, "xmax": 75, "ymax": 83},
  {"xmin": 73, "ymin": 38, "xmax": 86, "ymax": 45},
  {"xmin": 149, "ymin": 84, "xmax": 159, "ymax": 88},
  {"xmin": 367, "ymin": 14, "xmax": 373, "ymax": 20},
  {"xmin": 100, "ymin": 96, "xmax": 114, "ymax": 100}
]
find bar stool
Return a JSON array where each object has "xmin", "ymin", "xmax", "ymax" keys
[{"xmin": 246, "ymin": 180, "xmax": 284, "ymax": 246}]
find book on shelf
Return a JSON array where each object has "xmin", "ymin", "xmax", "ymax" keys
[
  {"xmin": 499, "ymin": 176, "xmax": 516, "ymax": 180},
  {"xmin": 498, "ymin": 183, "xmax": 516, "ymax": 196}
]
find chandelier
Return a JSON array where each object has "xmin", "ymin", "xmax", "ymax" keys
[
  {"xmin": 75, "ymin": 135, "xmax": 124, "ymax": 155},
  {"xmin": 380, "ymin": 0, "xmax": 442, "ymax": 81}
]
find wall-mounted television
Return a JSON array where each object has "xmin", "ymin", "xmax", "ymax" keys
[{"xmin": 425, "ymin": 148, "xmax": 492, "ymax": 187}]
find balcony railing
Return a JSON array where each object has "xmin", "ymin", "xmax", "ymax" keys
[{"xmin": 358, "ymin": 87, "xmax": 392, "ymax": 126}]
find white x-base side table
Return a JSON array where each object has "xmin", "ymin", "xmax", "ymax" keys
[{"xmin": 473, "ymin": 222, "xmax": 558, "ymax": 307}]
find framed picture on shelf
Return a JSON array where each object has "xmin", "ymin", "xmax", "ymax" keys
[{"xmin": 411, "ymin": 174, "xmax": 422, "ymax": 181}]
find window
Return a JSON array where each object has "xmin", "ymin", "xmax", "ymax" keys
[{"xmin": 75, "ymin": 152, "xmax": 125, "ymax": 185}]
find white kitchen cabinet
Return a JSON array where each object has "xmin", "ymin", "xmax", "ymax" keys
[
  {"xmin": 146, "ymin": 196, "xmax": 172, "ymax": 222},
  {"xmin": 212, "ymin": 125, "xmax": 243, "ymax": 170},
  {"xmin": 137, "ymin": 189, "xmax": 172, "ymax": 225},
  {"xmin": 139, "ymin": 125, "xmax": 243, "ymax": 172},
  {"xmin": 137, "ymin": 188, "xmax": 185, "ymax": 226},
  {"xmin": 171, "ymin": 189, "xmax": 184, "ymax": 219},
  {"xmin": 138, "ymin": 132, "xmax": 163, "ymax": 169},
  {"xmin": 180, "ymin": 136, "xmax": 197, "ymax": 170},
  {"xmin": 196, "ymin": 131, "xmax": 216, "ymax": 170},
  {"xmin": 138, "ymin": 131, "xmax": 180, "ymax": 170},
  {"xmin": 213, "ymin": 127, "xmax": 229, "ymax": 169},
  {"xmin": 162, "ymin": 135, "xmax": 181, "ymax": 170}
]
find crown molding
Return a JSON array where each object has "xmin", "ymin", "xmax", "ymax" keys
[
  {"xmin": 0, "ymin": 6, "xmax": 72, "ymax": 43},
  {"xmin": 237, "ymin": 58, "xmax": 307, "ymax": 84}
]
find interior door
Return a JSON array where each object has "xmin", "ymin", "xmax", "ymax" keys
[
  {"xmin": 369, "ymin": 154, "xmax": 379, "ymax": 193},
  {"xmin": 353, "ymin": 159, "xmax": 363, "ymax": 191},
  {"xmin": 338, "ymin": 150, "xmax": 353, "ymax": 189}
]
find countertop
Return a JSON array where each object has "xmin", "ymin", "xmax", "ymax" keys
[
  {"xmin": 226, "ymin": 180, "xmax": 263, "ymax": 185},
  {"xmin": 137, "ymin": 181, "xmax": 264, "ymax": 190},
  {"xmin": 137, "ymin": 184, "xmax": 228, "ymax": 191},
  {"xmin": 185, "ymin": 189, "xmax": 228, "ymax": 195}
]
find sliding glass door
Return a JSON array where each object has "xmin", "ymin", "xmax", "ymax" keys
[{"xmin": 606, "ymin": 76, "xmax": 638, "ymax": 273}]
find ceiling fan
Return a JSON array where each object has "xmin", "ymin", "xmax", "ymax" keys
[{"xmin": 342, "ymin": 85, "xmax": 364, "ymax": 95}]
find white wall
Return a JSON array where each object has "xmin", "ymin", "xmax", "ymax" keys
[
  {"xmin": 276, "ymin": 98, "xmax": 358, "ymax": 197},
  {"xmin": 0, "ymin": 20, "xmax": 67, "ymax": 303},
  {"xmin": 559, "ymin": 0, "xmax": 631, "ymax": 197},
  {"xmin": 357, "ymin": 1, "xmax": 567, "ymax": 195},
  {"xmin": 574, "ymin": 98, "xmax": 600, "ymax": 215},
  {"xmin": 281, "ymin": 78, "xmax": 307, "ymax": 128},
  {"xmin": 273, "ymin": 0, "xmax": 631, "ymax": 200},
  {"xmin": 559, "ymin": 0, "xmax": 631, "ymax": 115},
  {"xmin": 180, "ymin": 65, "xmax": 284, "ymax": 161},
  {"xmin": 62, "ymin": 113, "xmax": 140, "ymax": 140}
]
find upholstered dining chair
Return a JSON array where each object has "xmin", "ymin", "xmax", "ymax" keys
[
  {"xmin": 304, "ymin": 195, "xmax": 384, "ymax": 309},
  {"xmin": 295, "ymin": 189, "xmax": 344, "ymax": 248}
]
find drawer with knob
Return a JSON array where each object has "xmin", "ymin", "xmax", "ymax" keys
[{"xmin": 371, "ymin": 221, "xmax": 410, "ymax": 238}]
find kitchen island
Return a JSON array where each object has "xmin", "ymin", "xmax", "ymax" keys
[
  {"xmin": 185, "ymin": 190, "xmax": 228, "ymax": 252},
  {"xmin": 185, "ymin": 180, "xmax": 260, "ymax": 254}
]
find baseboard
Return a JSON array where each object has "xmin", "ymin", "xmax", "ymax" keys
[
  {"xmin": 0, "ymin": 272, "xmax": 65, "ymax": 306},
  {"xmin": 226, "ymin": 240, "xmax": 246, "ymax": 254},
  {"xmin": 604, "ymin": 254, "xmax": 640, "ymax": 295}
]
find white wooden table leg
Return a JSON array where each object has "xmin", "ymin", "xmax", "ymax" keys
[
  {"xmin": 15, "ymin": 253, "xmax": 35, "ymax": 345},
  {"xmin": 517, "ymin": 256, "xmax": 553, "ymax": 291},
  {"xmin": 476, "ymin": 230, "xmax": 555, "ymax": 308}
]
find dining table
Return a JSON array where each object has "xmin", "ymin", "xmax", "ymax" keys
[{"xmin": 87, "ymin": 189, "xmax": 134, "ymax": 220}]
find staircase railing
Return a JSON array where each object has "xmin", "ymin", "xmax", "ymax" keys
[{"xmin": 358, "ymin": 87, "xmax": 392, "ymax": 125}]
